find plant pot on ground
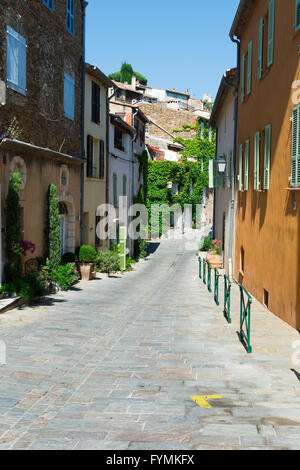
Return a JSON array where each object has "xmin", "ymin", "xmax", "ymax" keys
[
  {"xmin": 206, "ymin": 240, "xmax": 223, "ymax": 269},
  {"xmin": 78, "ymin": 245, "xmax": 97, "ymax": 281}
]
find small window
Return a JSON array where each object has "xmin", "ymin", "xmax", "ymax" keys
[
  {"xmin": 264, "ymin": 289, "xmax": 269, "ymax": 308},
  {"xmin": 241, "ymin": 247, "xmax": 245, "ymax": 274},
  {"xmin": 43, "ymin": 0, "xmax": 54, "ymax": 11},
  {"xmin": 66, "ymin": 0, "xmax": 75, "ymax": 35},
  {"xmin": 64, "ymin": 73, "xmax": 75, "ymax": 120},
  {"xmin": 6, "ymin": 26, "xmax": 27, "ymax": 96},
  {"xmin": 114, "ymin": 127, "xmax": 124, "ymax": 151}
]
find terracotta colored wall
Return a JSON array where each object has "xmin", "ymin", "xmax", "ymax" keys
[{"xmin": 235, "ymin": 0, "xmax": 300, "ymax": 330}]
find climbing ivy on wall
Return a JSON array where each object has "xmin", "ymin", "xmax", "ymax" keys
[{"xmin": 47, "ymin": 184, "xmax": 61, "ymax": 271}]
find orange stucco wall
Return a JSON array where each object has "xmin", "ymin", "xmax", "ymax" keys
[{"xmin": 235, "ymin": 0, "xmax": 300, "ymax": 330}]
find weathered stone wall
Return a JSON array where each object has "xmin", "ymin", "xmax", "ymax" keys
[
  {"xmin": 139, "ymin": 102, "xmax": 197, "ymax": 140},
  {"xmin": 0, "ymin": 0, "xmax": 84, "ymax": 157}
]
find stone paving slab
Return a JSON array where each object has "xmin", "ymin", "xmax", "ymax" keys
[{"xmin": 0, "ymin": 239, "xmax": 299, "ymax": 449}]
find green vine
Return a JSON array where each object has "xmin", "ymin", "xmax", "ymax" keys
[{"xmin": 47, "ymin": 184, "xmax": 61, "ymax": 271}]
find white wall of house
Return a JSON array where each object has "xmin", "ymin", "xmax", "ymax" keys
[{"xmin": 214, "ymin": 88, "xmax": 235, "ymax": 275}]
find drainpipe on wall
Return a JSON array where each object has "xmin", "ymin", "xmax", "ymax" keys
[
  {"xmin": 228, "ymin": 34, "xmax": 240, "ymax": 280},
  {"xmin": 212, "ymin": 128, "xmax": 218, "ymax": 240},
  {"xmin": 80, "ymin": 1, "xmax": 88, "ymax": 246}
]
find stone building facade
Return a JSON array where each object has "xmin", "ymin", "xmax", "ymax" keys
[{"xmin": 0, "ymin": 0, "xmax": 85, "ymax": 279}]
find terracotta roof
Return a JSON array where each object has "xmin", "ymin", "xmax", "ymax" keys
[
  {"xmin": 230, "ymin": 0, "xmax": 257, "ymax": 38},
  {"xmin": 209, "ymin": 68, "xmax": 237, "ymax": 128},
  {"xmin": 113, "ymin": 81, "xmax": 143, "ymax": 95},
  {"xmin": 109, "ymin": 101, "xmax": 149, "ymax": 123},
  {"xmin": 85, "ymin": 63, "xmax": 115, "ymax": 88}
]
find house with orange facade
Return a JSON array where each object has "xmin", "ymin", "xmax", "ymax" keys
[{"xmin": 229, "ymin": 0, "xmax": 300, "ymax": 331}]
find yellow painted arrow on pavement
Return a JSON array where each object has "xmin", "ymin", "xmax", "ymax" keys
[{"xmin": 190, "ymin": 395, "xmax": 222, "ymax": 408}]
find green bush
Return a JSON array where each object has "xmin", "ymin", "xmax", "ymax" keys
[
  {"xmin": 52, "ymin": 263, "xmax": 79, "ymax": 291},
  {"xmin": 61, "ymin": 252, "xmax": 76, "ymax": 265},
  {"xmin": 134, "ymin": 238, "xmax": 148, "ymax": 259},
  {"xmin": 96, "ymin": 250, "xmax": 120, "ymax": 275},
  {"xmin": 201, "ymin": 237, "xmax": 213, "ymax": 252},
  {"xmin": 126, "ymin": 256, "xmax": 136, "ymax": 272},
  {"xmin": 78, "ymin": 245, "xmax": 97, "ymax": 263},
  {"xmin": 47, "ymin": 184, "xmax": 61, "ymax": 271},
  {"xmin": 1, "ymin": 273, "xmax": 49, "ymax": 305}
]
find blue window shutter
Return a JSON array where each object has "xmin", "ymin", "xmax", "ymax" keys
[
  {"xmin": 43, "ymin": 0, "xmax": 54, "ymax": 11},
  {"xmin": 67, "ymin": 0, "xmax": 75, "ymax": 35},
  {"xmin": 64, "ymin": 73, "xmax": 75, "ymax": 120},
  {"xmin": 267, "ymin": 0, "xmax": 275, "ymax": 67},
  {"xmin": 296, "ymin": 0, "xmax": 300, "ymax": 31},
  {"xmin": 6, "ymin": 26, "xmax": 26, "ymax": 95}
]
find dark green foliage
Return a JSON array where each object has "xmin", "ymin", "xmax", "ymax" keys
[
  {"xmin": 78, "ymin": 245, "xmax": 97, "ymax": 263},
  {"xmin": 47, "ymin": 184, "xmax": 61, "ymax": 271},
  {"xmin": 52, "ymin": 263, "xmax": 79, "ymax": 291},
  {"xmin": 109, "ymin": 62, "xmax": 148, "ymax": 86},
  {"xmin": 96, "ymin": 250, "xmax": 120, "ymax": 275},
  {"xmin": 1, "ymin": 273, "xmax": 48, "ymax": 306},
  {"xmin": 134, "ymin": 239, "xmax": 148, "ymax": 259},
  {"xmin": 61, "ymin": 252, "xmax": 76, "ymax": 265},
  {"xmin": 4, "ymin": 171, "xmax": 23, "ymax": 282},
  {"xmin": 126, "ymin": 256, "xmax": 136, "ymax": 271},
  {"xmin": 201, "ymin": 237, "xmax": 213, "ymax": 251}
]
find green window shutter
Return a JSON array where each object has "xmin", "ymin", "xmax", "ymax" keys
[
  {"xmin": 213, "ymin": 160, "xmax": 224, "ymax": 188},
  {"xmin": 113, "ymin": 173, "xmax": 118, "ymax": 207},
  {"xmin": 296, "ymin": 0, "xmax": 300, "ymax": 32},
  {"xmin": 241, "ymin": 54, "xmax": 246, "ymax": 103},
  {"xmin": 291, "ymin": 105, "xmax": 300, "ymax": 188},
  {"xmin": 267, "ymin": 0, "xmax": 275, "ymax": 67},
  {"xmin": 258, "ymin": 18, "xmax": 264, "ymax": 80},
  {"xmin": 244, "ymin": 140, "xmax": 250, "ymax": 191},
  {"xmin": 239, "ymin": 145, "xmax": 243, "ymax": 191},
  {"xmin": 247, "ymin": 41, "xmax": 253, "ymax": 95},
  {"xmin": 264, "ymin": 124, "xmax": 272, "ymax": 190},
  {"xmin": 254, "ymin": 132, "xmax": 261, "ymax": 190}
]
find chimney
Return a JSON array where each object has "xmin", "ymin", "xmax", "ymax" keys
[{"xmin": 132, "ymin": 75, "xmax": 137, "ymax": 90}]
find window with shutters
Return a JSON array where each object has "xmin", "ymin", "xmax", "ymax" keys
[
  {"xmin": 114, "ymin": 127, "xmax": 124, "ymax": 152},
  {"xmin": 99, "ymin": 140, "xmax": 105, "ymax": 179},
  {"xmin": 113, "ymin": 173, "xmax": 118, "ymax": 207},
  {"xmin": 258, "ymin": 18, "xmax": 264, "ymax": 79},
  {"xmin": 86, "ymin": 135, "xmax": 94, "ymax": 178},
  {"xmin": 241, "ymin": 54, "xmax": 246, "ymax": 103},
  {"xmin": 291, "ymin": 105, "xmax": 300, "ymax": 188},
  {"xmin": 6, "ymin": 27, "xmax": 26, "ymax": 96},
  {"xmin": 239, "ymin": 145, "xmax": 243, "ymax": 191},
  {"xmin": 296, "ymin": 0, "xmax": 300, "ymax": 32},
  {"xmin": 66, "ymin": 0, "xmax": 75, "ymax": 35},
  {"xmin": 247, "ymin": 41, "xmax": 253, "ymax": 95},
  {"xmin": 64, "ymin": 73, "xmax": 75, "ymax": 120},
  {"xmin": 244, "ymin": 140, "xmax": 250, "ymax": 191},
  {"xmin": 267, "ymin": 0, "xmax": 275, "ymax": 67},
  {"xmin": 254, "ymin": 132, "xmax": 261, "ymax": 190},
  {"xmin": 43, "ymin": 0, "xmax": 54, "ymax": 11},
  {"xmin": 92, "ymin": 81, "xmax": 100, "ymax": 124},
  {"xmin": 263, "ymin": 124, "xmax": 272, "ymax": 190}
]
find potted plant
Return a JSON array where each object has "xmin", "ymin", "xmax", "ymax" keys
[
  {"xmin": 78, "ymin": 245, "xmax": 97, "ymax": 281},
  {"xmin": 206, "ymin": 240, "xmax": 223, "ymax": 269}
]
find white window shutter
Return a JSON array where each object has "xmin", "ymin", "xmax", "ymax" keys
[
  {"xmin": 239, "ymin": 145, "xmax": 243, "ymax": 191},
  {"xmin": 264, "ymin": 124, "xmax": 272, "ymax": 190},
  {"xmin": 208, "ymin": 159, "xmax": 214, "ymax": 188},
  {"xmin": 244, "ymin": 140, "xmax": 250, "ymax": 191}
]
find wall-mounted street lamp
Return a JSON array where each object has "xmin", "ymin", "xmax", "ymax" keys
[
  {"xmin": 217, "ymin": 155, "xmax": 226, "ymax": 174},
  {"xmin": 167, "ymin": 181, "xmax": 173, "ymax": 189}
]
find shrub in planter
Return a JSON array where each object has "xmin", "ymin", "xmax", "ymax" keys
[
  {"xmin": 78, "ymin": 245, "xmax": 97, "ymax": 280},
  {"xmin": 96, "ymin": 250, "xmax": 120, "ymax": 275},
  {"xmin": 201, "ymin": 237, "xmax": 213, "ymax": 252}
]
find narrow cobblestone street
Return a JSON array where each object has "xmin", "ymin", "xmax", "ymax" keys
[{"xmin": 0, "ymin": 239, "xmax": 299, "ymax": 450}]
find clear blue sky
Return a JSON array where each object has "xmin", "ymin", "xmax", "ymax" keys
[{"xmin": 86, "ymin": 0, "xmax": 240, "ymax": 101}]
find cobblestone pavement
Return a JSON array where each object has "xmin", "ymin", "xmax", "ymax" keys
[{"xmin": 0, "ymin": 239, "xmax": 299, "ymax": 450}]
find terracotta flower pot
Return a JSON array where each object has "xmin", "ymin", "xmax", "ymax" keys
[
  {"xmin": 206, "ymin": 253, "xmax": 222, "ymax": 270},
  {"xmin": 79, "ymin": 263, "xmax": 94, "ymax": 281}
]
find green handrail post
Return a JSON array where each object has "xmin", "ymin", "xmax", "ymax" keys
[
  {"xmin": 214, "ymin": 269, "xmax": 220, "ymax": 306},
  {"xmin": 199, "ymin": 256, "xmax": 202, "ymax": 279},
  {"xmin": 239, "ymin": 285, "xmax": 253, "ymax": 354},
  {"xmin": 224, "ymin": 275, "xmax": 232, "ymax": 324},
  {"xmin": 203, "ymin": 259, "xmax": 206, "ymax": 285},
  {"xmin": 207, "ymin": 261, "xmax": 212, "ymax": 293}
]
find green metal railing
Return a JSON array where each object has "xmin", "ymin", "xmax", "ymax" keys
[
  {"xmin": 239, "ymin": 285, "xmax": 252, "ymax": 353},
  {"xmin": 203, "ymin": 259, "xmax": 206, "ymax": 285},
  {"xmin": 199, "ymin": 257, "xmax": 202, "ymax": 279},
  {"xmin": 214, "ymin": 269, "xmax": 221, "ymax": 306},
  {"xmin": 223, "ymin": 275, "xmax": 232, "ymax": 324},
  {"xmin": 207, "ymin": 261, "xmax": 212, "ymax": 293}
]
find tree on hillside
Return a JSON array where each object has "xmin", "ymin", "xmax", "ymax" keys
[{"xmin": 109, "ymin": 62, "xmax": 148, "ymax": 86}]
